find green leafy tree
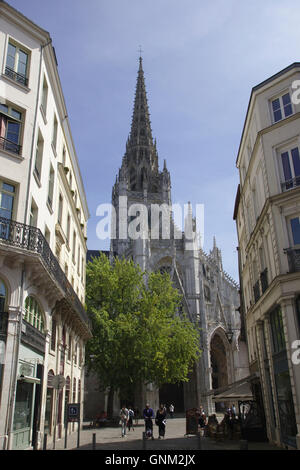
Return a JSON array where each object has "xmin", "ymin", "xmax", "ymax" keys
[{"xmin": 85, "ymin": 252, "xmax": 201, "ymax": 416}]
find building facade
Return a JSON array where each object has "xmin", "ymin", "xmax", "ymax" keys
[
  {"xmin": 0, "ymin": 1, "xmax": 91, "ymax": 450},
  {"xmin": 234, "ymin": 63, "xmax": 300, "ymax": 449},
  {"xmin": 85, "ymin": 57, "xmax": 249, "ymax": 419}
]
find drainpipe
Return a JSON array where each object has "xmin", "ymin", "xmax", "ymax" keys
[{"xmin": 24, "ymin": 38, "xmax": 52, "ymax": 225}]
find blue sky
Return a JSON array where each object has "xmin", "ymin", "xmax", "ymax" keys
[{"xmin": 8, "ymin": 0, "xmax": 300, "ymax": 281}]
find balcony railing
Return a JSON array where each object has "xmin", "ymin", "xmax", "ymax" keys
[
  {"xmin": 284, "ymin": 248, "xmax": 300, "ymax": 273},
  {"xmin": 0, "ymin": 216, "xmax": 90, "ymax": 330},
  {"xmin": 0, "ymin": 312, "xmax": 8, "ymax": 337},
  {"xmin": 0, "ymin": 136, "xmax": 22, "ymax": 155},
  {"xmin": 5, "ymin": 66, "xmax": 28, "ymax": 87},
  {"xmin": 281, "ymin": 176, "xmax": 300, "ymax": 192},
  {"xmin": 260, "ymin": 268, "xmax": 268, "ymax": 294}
]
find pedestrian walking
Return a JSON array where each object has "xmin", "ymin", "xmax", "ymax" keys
[
  {"xmin": 119, "ymin": 404, "xmax": 129, "ymax": 437},
  {"xmin": 155, "ymin": 404, "xmax": 167, "ymax": 439},
  {"xmin": 128, "ymin": 406, "xmax": 135, "ymax": 431},
  {"xmin": 199, "ymin": 406, "xmax": 207, "ymax": 428},
  {"xmin": 169, "ymin": 403, "xmax": 174, "ymax": 418},
  {"xmin": 143, "ymin": 403, "xmax": 155, "ymax": 439}
]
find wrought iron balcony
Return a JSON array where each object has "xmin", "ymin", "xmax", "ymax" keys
[
  {"xmin": 253, "ymin": 280, "xmax": 261, "ymax": 303},
  {"xmin": 284, "ymin": 248, "xmax": 300, "ymax": 273},
  {"xmin": 281, "ymin": 176, "xmax": 300, "ymax": 192},
  {"xmin": 0, "ymin": 136, "xmax": 22, "ymax": 155},
  {"xmin": 0, "ymin": 216, "xmax": 90, "ymax": 331},
  {"xmin": 260, "ymin": 268, "xmax": 268, "ymax": 294},
  {"xmin": 5, "ymin": 66, "xmax": 28, "ymax": 87},
  {"xmin": 0, "ymin": 312, "xmax": 8, "ymax": 337}
]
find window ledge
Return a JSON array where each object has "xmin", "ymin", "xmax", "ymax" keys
[
  {"xmin": 1, "ymin": 72, "xmax": 30, "ymax": 93},
  {"xmin": 0, "ymin": 146, "xmax": 24, "ymax": 161}
]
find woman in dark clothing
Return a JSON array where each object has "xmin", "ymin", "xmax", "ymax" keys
[{"xmin": 155, "ymin": 404, "xmax": 167, "ymax": 439}]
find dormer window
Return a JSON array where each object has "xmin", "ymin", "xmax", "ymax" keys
[{"xmin": 271, "ymin": 92, "xmax": 293, "ymax": 123}]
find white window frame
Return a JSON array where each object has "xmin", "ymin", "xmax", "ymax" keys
[
  {"xmin": 4, "ymin": 38, "xmax": 30, "ymax": 87},
  {"xmin": 276, "ymin": 140, "xmax": 300, "ymax": 191},
  {"xmin": 270, "ymin": 90, "xmax": 293, "ymax": 124}
]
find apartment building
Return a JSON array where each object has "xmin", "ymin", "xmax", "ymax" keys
[
  {"xmin": 234, "ymin": 63, "xmax": 300, "ymax": 449},
  {"xmin": 0, "ymin": 1, "xmax": 91, "ymax": 449}
]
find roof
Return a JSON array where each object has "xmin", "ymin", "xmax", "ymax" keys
[{"xmin": 236, "ymin": 62, "xmax": 300, "ymax": 166}]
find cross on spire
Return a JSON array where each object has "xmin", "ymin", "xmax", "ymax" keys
[{"xmin": 138, "ymin": 45, "xmax": 143, "ymax": 57}]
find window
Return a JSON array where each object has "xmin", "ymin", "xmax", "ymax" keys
[
  {"xmin": 47, "ymin": 164, "xmax": 54, "ymax": 209},
  {"xmin": 0, "ymin": 279, "xmax": 7, "ymax": 311},
  {"xmin": 34, "ymin": 130, "xmax": 44, "ymax": 182},
  {"xmin": 72, "ymin": 231, "xmax": 76, "ymax": 263},
  {"xmin": 5, "ymin": 41, "xmax": 29, "ymax": 86},
  {"xmin": 66, "ymin": 213, "xmax": 71, "ymax": 244},
  {"xmin": 41, "ymin": 76, "xmax": 48, "ymax": 117},
  {"xmin": 270, "ymin": 307, "xmax": 286, "ymax": 354},
  {"xmin": 24, "ymin": 296, "xmax": 44, "ymax": 332},
  {"xmin": 58, "ymin": 194, "xmax": 63, "ymax": 225},
  {"xmin": 62, "ymin": 146, "xmax": 66, "ymax": 167},
  {"xmin": 81, "ymin": 256, "xmax": 84, "ymax": 283},
  {"xmin": 77, "ymin": 246, "xmax": 80, "ymax": 275},
  {"xmin": 29, "ymin": 198, "xmax": 38, "ymax": 227},
  {"xmin": 52, "ymin": 114, "xmax": 58, "ymax": 152},
  {"xmin": 0, "ymin": 103, "xmax": 22, "ymax": 155},
  {"xmin": 290, "ymin": 217, "xmax": 300, "ymax": 246},
  {"xmin": 0, "ymin": 181, "xmax": 15, "ymax": 220},
  {"xmin": 280, "ymin": 147, "xmax": 300, "ymax": 190},
  {"xmin": 271, "ymin": 92, "xmax": 293, "ymax": 123}
]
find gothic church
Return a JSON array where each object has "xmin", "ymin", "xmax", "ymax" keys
[{"xmin": 85, "ymin": 57, "xmax": 249, "ymax": 418}]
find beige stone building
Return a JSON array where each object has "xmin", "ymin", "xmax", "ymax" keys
[
  {"xmin": 0, "ymin": 1, "xmax": 91, "ymax": 449},
  {"xmin": 234, "ymin": 62, "xmax": 300, "ymax": 449}
]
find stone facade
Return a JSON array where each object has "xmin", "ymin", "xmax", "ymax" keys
[
  {"xmin": 234, "ymin": 62, "xmax": 300, "ymax": 449},
  {"xmin": 0, "ymin": 2, "xmax": 90, "ymax": 450}
]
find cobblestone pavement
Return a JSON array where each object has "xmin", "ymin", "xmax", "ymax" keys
[{"xmin": 45, "ymin": 417, "xmax": 282, "ymax": 451}]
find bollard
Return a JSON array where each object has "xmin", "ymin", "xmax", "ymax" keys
[
  {"xmin": 92, "ymin": 433, "xmax": 96, "ymax": 450},
  {"xmin": 43, "ymin": 433, "xmax": 47, "ymax": 451},
  {"xmin": 239, "ymin": 439, "xmax": 248, "ymax": 450},
  {"xmin": 142, "ymin": 431, "xmax": 147, "ymax": 450}
]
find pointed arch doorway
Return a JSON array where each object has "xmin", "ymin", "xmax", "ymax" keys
[
  {"xmin": 159, "ymin": 382, "xmax": 184, "ymax": 413},
  {"xmin": 210, "ymin": 333, "xmax": 228, "ymax": 412}
]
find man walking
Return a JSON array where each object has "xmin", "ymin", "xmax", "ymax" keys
[
  {"xmin": 119, "ymin": 404, "xmax": 129, "ymax": 437},
  {"xmin": 143, "ymin": 403, "xmax": 155, "ymax": 439}
]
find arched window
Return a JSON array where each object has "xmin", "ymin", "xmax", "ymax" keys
[
  {"xmin": 24, "ymin": 296, "xmax": 44, "ymax": 332},
  {"xmin": 0, "ymin": 279, "xmax": 7, "ymax": 311}
]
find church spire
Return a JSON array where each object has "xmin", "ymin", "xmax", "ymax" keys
[
  {"xmin": 123, "ymin": 56, "xmax": 159, "ymax": 191},
  {"xmin": 128, "ymin": 56, "xmax": 154, "ymax": 148}
]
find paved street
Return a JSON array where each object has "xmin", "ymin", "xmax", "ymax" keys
[{"xmin": 45, "ymin": 417, "xmax": 282, "ymax": 451}]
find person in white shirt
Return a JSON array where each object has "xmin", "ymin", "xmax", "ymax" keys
[{"xmin": 119, "ymin": 404, "xmax": 129, "ymax": 437}]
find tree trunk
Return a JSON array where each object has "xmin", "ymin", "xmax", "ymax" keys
[{"xmin": 107, "ymin": 386, "xmax": 115, "ymax": 418}]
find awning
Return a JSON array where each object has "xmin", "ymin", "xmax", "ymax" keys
[{"xmin": 211, "ymin": 375, "xmax": 256, "ymax": 402}]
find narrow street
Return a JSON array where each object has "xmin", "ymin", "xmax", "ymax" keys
[{"xmin": 46, "ymin": 417, "xmax": 281, "ymax": 451}]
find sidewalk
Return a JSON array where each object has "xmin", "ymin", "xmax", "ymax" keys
[{"xmin": 45, "ymin": 418, "xmax": 282, "ymax": 451}]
